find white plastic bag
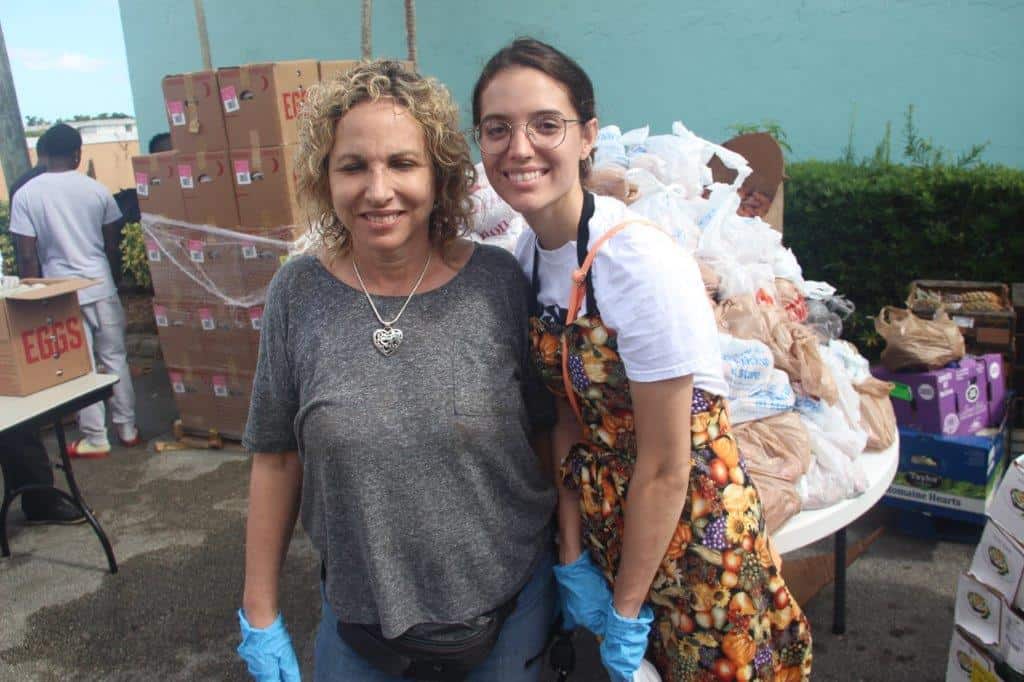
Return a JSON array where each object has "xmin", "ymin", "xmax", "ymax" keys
[
  {"xmin": 628, "ymin": 186, "xmax": 702, "ymax": 253},
  {"xmin": 797, "ymin": 413, "xmax": 869, "ymax": 509},
  {"xmin": 633, "ymin": 660, "xmax": 662, "ymax": 682},
  {"xmin": 720, "ymin": 334, "xmax": 796, "ymax": 423},
  {"xmin": 594, "ymin": 125, "xmax": 628, "ymax": 169},
  {"xmin": 467, "ymin": 169, "xmax": 524, "ymax": 252}
]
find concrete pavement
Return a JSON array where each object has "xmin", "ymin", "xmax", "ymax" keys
[{"xmin": 0, "ymin": 360, "xmax": 974, "ymax": 681}]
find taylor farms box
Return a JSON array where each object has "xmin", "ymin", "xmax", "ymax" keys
[
  {"xmin": 1002, "ymin": 604, "xmax": 1024, "ymax": 674},
  {"xmin": 0, "ymin": 278, "xmax": 100, "ymax": 396},
  {"xmin": 230, "ymin": 145, "xmax": 301, "ymax": 231},
  {"xmin": 991, "ymin": 456, "xmax": 1024, "ymax": 555},
  {"xmin": 132, "ymin": 152, "xmax": 185, "ymax": 221},
  {"xmin": 947, "ymin": 627, "xmax": 997, "ymax": 682},
  {"xmin": 971, "ymin": 522, "xmax": 1024, "ymax": 604},
  {"xmin": 153, "ymin": 299, "xmax": 261, "ymax": 373},
  {"xmin": 162, "ymin": 71, "xmax": 229, "ymax": 153},
  {"xmin": 884, "ymin": 417, "xmax": 1008, "ymax": 523},
  {"xmin": 217, "ymin": 60, "xmax": 318, "ymax": 149},
  {"xmin": 175, "ymin": 151, "xmax": 240, "ymax": 229},
  {"xmin": 873, "ymin": 358, "xmax": 988, "ymax": 436}
]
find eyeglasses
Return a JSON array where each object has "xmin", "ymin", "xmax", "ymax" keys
[{"xmin": 474, "ymin": 115, "xmax": 582, "ymax": 155}]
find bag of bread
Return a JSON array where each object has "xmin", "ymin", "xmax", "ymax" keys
[
  {"xmin": 854, "ymin": 377, "xmax": 897, "ymax": 450},
  {"xmin": 875, "ymin": 306, "xmax": 965, "ymax": 371}
]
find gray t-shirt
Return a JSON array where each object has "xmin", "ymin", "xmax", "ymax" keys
[{"xmin": 243, "ymin": 247, "xmax": 555, "ymax": 639}]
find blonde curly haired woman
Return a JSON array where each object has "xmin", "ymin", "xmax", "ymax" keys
[{"xmin": 237, "ymin": 60, "xmax": 557, "ymax": 681}]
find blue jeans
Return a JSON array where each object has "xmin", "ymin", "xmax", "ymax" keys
[{"xmin": 313, "ymin": 549, "xmax": 556, "ymax": 681}]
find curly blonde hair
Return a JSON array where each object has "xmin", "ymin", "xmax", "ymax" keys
[{"xmin": 295, "ymin": 60, "xmax": 475, "ymax": 255}]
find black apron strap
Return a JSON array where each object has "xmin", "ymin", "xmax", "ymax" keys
[{"xmin": 531, "ymin": 192, "xmax": 599, "ymax": 319}]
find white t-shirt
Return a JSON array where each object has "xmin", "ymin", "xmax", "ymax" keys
[
  {"xmin": 9, "ymin": 171, "xmax": 122, "ymax": 305},
  {"xmin": 515, "ymin": 194, "xmax": 729, "ymax": 395}
]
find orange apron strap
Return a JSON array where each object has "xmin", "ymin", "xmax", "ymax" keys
[{"xmin": 559, "ymin": 218, "xmax": 664, "ymax": 426}]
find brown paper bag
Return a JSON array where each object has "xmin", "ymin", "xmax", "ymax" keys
[
  {"xmin": 875, "ymin": 306, "xmax": 965, "ymax": 371},
  {"xmin": 854, "ymin": 377, "xmax": 897, "ymax": 450}
]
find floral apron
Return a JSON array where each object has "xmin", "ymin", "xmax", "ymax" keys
[{"xmin": 529, "ymin": 213, "xmax": 812, "ymax": 682}]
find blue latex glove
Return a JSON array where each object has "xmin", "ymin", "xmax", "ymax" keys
[
  {"xmin": 237, "ymin": 609, "xmax": 302, "ymax": 682},
  {"xmin": 599, "ymin": 600, "xmax": 654, "ymax": 682},
  {"xmin": 552, "ymin": 551, "xmax": 613, "ymax": 635}
]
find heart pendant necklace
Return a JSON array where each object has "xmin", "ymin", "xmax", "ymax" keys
[{"xmin": 353, "ymin": 252, "xmax": 432, "ymax": 357}]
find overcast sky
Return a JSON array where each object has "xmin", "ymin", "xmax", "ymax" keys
[{"xmin": 4, "ymin": 0, "xmax": 134, "ymax": 123}]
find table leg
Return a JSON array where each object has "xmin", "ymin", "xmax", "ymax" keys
[
  {"xmin": 833, "ymin": 528, "xmax": 847, "ymax": 635},
  {"xmin": 1, "ymin": 475, "xmax": 13, "ymax": 557},
  {"xmin": 52, "ymin": 420, "xmax": 118, "ymax": 574}
]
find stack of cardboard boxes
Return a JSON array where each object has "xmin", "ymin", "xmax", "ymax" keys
[
  {"xmin": 133, "ymin": 58, "xmax": 382, "ymax": 438},
  {"xmin": 947, "ymin": 454, "xmax": 1024, "ymax": 680},
  {"xmin": 877, "ymin": 353, "xmax": 1010, "ymax": 525}
]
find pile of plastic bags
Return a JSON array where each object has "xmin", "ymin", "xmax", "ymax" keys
[{"xmin": 468, "ymin": 120, "xmax": 897, "ymax": 532}]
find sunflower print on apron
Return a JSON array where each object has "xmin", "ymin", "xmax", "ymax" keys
[{"xmin": 529, "ymin": 212, "xmax": 813, "ymax": 682}]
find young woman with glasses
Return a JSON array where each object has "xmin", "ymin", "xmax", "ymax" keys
[{"xmin": 472, "ymin": 39, "xmax": 813, "ymax": 682}]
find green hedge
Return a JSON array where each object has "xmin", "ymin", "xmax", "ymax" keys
[{"xmin": 784, "ymin": 161, "xmax": 1024, "ymax": 354}]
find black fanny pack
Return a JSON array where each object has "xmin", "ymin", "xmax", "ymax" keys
[
  {"xmin": 336, "ymin": 598, "xmax": 518, "ymax": 681},
  {"xmin": 325, "ymin": 561, "xmax": 519, "ymax": 681}
]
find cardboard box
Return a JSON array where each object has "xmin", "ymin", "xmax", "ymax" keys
[
  {"xmin": 708, "ymin": 132, "xmax": 785, "ymax": 232},
  {"xmin": 873, "ymin": 358, "xmax": 989, "ymax": 436},
  {"xmin": 167, "ymin": 365, "xmax": 253, "ymax": 440},
  {"xmin": 956, "ymin": 572, "xmax": 1003, "ymax": 645},
  {"xmin": 176, "ymin": 150, "xmax": 240, "ymax": 229},
  {"xmin": 318, "ymin": 59, "xmax": 414, "ymax": 83},
  {"xmin": 217, "ymin": 60, "xmax": 318, "ymax": 150},
  {"xmin": 231, "ymin": 145, "xmax": 302, "ymax": 231},
  {"xmin": 162, "ymin": 71, "xmax": 229, "ymax": 153},
  {"xmin": 977, "ymin": 353, "xmax": 1009, "ymax": 426},
  {"xmin": 991, "ymin": 455, "xmax": 1024, "ymax": 554},
  {"xmin": 133, "ymin": 152, "xmax": 185, "ymax": 221},
  {"xmin": 1002, "ymin": 603, "xmax": 1024, "ymax": 674},
  {"xmin": 154, "ymin": 299, "xmax": 261, "ymax": 373},
  {"xmin": 0, "ymin": 278, "xmax": 99, "ymax": 396},
  {"xmin": 947, "ymin": 627, "xmax": 997, "ymax": 682},
  {"xmin": 971, "ymin": 522, "xmax": 1024, "ymax": 604},
  {"xmin": 884, "ymin": 416, "xmax": 1008, "ymax": 523}
]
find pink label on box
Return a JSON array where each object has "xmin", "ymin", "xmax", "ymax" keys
[
  {"xmin": 153, "ymin": 304, "xmax": 168, "ymax": 327},
  {"xmin": 212, "ymin": 374, "xmax": 229, "ymax": 397},
  {"xmin": 234, "ymin": 159, "xmax": 251, "ymax": 185},
  {"xmin": 178, "ymin": 164, "xmax": 193, "ymax": 189},
  {"xmin": 145, "ymin": 239, "xmax": 160, "ymax": 261},
  {"xmin": 187, "ymin": 239, "xmax": 204, "ymax": 263},
  {"xmin": 167, "ymin": 100, "xmax": 186, "ymax": 126},
  {"xmin": 198, "ymin": 307, "xmax": 214, "ymax": 331},
  {"xmin": 135, "ymin": 172, "xmax": 149, "ymax": 197},
  {"xmin": 249, "ymin": 306, "xmax": 263, "ymax": 330},
  {"xmin": 169, "ymin": 371, "xmax": 185, "ymax": 393},
  {"xmin": 220, "ymin": 86, "xmax": 239, "ymax": 113}
]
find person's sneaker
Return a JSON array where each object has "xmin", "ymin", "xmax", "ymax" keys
[
  {"xmin": 116, "ymin": 424, "xmax": 142, "ymax": 447},
  {"xmin": 67, "ymin": 437, "xmax": 111, "ymax": 459},
  {"xmin": 23, "ymin": 498, "xmax": 87, "ymax": 526}
]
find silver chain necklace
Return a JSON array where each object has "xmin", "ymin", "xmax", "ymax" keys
[{"xmin": 352, "ymin": 253, "xmax": 432, "ymax": 357}]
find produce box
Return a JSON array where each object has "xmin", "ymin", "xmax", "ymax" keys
[
  {"xmin": 873, "ymin": 357, "xmax": 989, "ymax": 436},
  {"xmin": 167, "ymin": 365, "xmax": 254, "ymax": 440},
  {"xmin": 884, "ymin": 409, "xmax": 1009, "ymax": 523},
  {"xmin": 216, "ymin": 60, "xmax": 318, "ymax": 149},
  {"xmin": 153, "ymin": 299, "xmax": 261, "ymax": 373},
  {"xmin": 230, "ymin": 145, "xmax": 302, "ymax": 231},
  {"xmin": 970, "ymin": 521, "xmax": 1024, "ymax": 606},
  {"xmin": 133, "ymin": 152, "xmax": 185, "ymax": 221},
  {"xmin": 318, "ymin": 59, "xmax": 415, "ymax": 83},
  {"xmin": 990, "ymin": 455, "xmax": 1024, "ymax": 552},
  {"xmin": 955, "ymin": 573, "xmax": 1003, "ymax": 646},
  {"xmin": 176, "ymin": 150, "xmax": 241, "ymax": 229},
  {"xmin": 0, "ymin": 278, "xmax": 100, "ymax": 396},
  {"xmin": 946, "ymin": 627, "xmax": 997, "ymax": 682},
  {"xmin": 907, "ymin": 280, "xmax": 1016, "ymax": 361},
  {"xmin": 162, "ymin": 70, "xmax": 229, "ymax": 153}
]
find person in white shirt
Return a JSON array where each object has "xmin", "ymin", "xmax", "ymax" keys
[{"xmin": 10, "ymin": 124, "xmax": 140, "ymax": 457}]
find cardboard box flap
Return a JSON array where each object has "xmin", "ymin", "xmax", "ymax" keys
[
  {"xmin": 709, "ymin": 132, "xmax": 785, "ymax": 199},
  {"xmin": 7, "ymin": 278, "xmax": 103, "ymax": 300}
]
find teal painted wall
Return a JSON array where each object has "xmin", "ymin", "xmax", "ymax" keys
[{"xmin": 120, "ymin": 1, "xmax": 1023, "ymax": 165}]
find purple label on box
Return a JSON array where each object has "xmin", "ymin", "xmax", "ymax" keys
[
  {"xmin": 976, "ymin": 353, "xmax": 1007, "ymax": 425},
  {"xmin": 873, "ymin": 357, "xmax": 989, "ymax": 436}
]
